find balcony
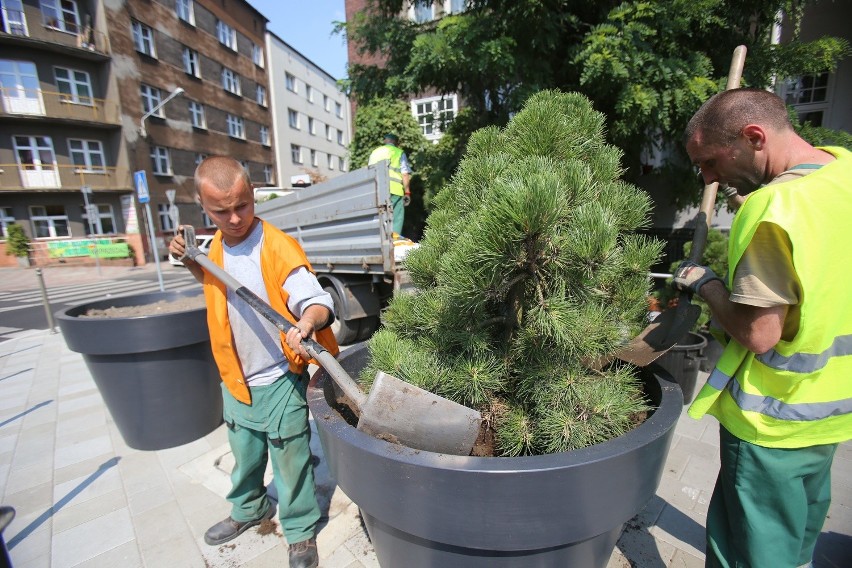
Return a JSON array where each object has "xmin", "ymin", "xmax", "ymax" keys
[
  {"xmin": 0, "ymin": 7, "xmax": 110, "ymax": 59},
  {"xmin": 0, "ymin": 88, "xmax": 120, "ymax": 125},
  {"xmin": 0, "ymin": 164, "xmax": 130, "ymax": 191}
]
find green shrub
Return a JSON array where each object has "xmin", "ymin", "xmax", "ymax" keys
[{"xmin": 5, "ymin": 224, "xmax": 30, "ymax": 258}]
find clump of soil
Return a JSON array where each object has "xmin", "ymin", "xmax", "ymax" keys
[
  {"xmin": 81, "ymin": 295, "xmax": 206, "ymax": 318},
  {"xmin": 257, "ymin": 518, "xmax": 281, "ymax": 537}
]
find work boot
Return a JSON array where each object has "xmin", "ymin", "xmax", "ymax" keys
[
  {"xmin": 203, "ymin": 506, "xmax": 275, "ymax": 545},
  {"xmin": 288, "ymin": 537, "xmax": 318, "ymax": 568}
]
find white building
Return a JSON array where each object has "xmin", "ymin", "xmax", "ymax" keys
[{"xmin": 266, "ymin": 32, "xmax": 352, "ymax": 188}]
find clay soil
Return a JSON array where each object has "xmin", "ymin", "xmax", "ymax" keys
[{"xmin": 80, "ymin": 295, "xmax": 206, "ymax": 318}]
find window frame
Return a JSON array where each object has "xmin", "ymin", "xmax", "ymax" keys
[
  {"xmin": 216, "ymin": 20, "xmax": 237, "ymax": 51},
  {"xmin": 290, "ymin": 144, "xmax": 302, "ymax": 164},
  {"xmin": 54, "ymin": 66, "xmax": 93, "ymax": 105},
  {"xmin": 140, "ymin": 83, "xmax": 164, "ymax": 117},
  {"xmin": 226, "ymin": 113, "xmax": 245, "ymax": 139},
  {"xmin": 182, "ymin": 47, "xmax": 201, "ymax": 78},
  {"xmin": 67, "ymin": 138, "xmax": 106, "ymax": 172},
  {"xmin": 81, "ymin": 202, "xmax": 116, "ymax": 235},
  {"xmin": 259, "ymin": 125, "xmax": 270, "ymax": 146},
  {"xmin": 288, "ymin": 108, "xmax": 300, "ymax": 129},
  {"xmin": 285, "ymin": 72, "xmax": 297, "ymax": 93},
  {"xmin": 131, "ymin": 20, "xmax": 157, "ymax": 57},
  {"xmin": 0, "ymin": 207, "xmax": 16, "ymax": 239},
  {"xmin": 252, "ymin": 43, "xmax": 264, "ymax": 67},
  {"xmin": 256, "ymin": 84, "xmax": 267, "ymax": 106},
  {"xmin": 150, "ymin": 145, "xmax": 172, "ymax": 176},
  {"xmin": 176, "ymin": 0, "xmax": 195, "ymax": 25},
  {"xmin": 41, "ymin": 0, "xmax": 80, "ymax": 34},
  {"xmin": 221, "ymin": 67, "xmax": 241, "ymax": 96},
  {"xmin": 188, "ymin": 100, "xmax": 206, "ymax": 129},
  {"xmin": 157, "ymin": 202, "xmax": 175, "ymax": 232},
  {"xmin": 30, "ymin": 204, "xmax": 70, "ymax": 238},
  {"xmin": 411, "ymin": 94, "xmax": 457, "ymax": 140}
]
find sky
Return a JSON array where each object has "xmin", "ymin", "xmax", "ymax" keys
[{"xmin": 249, "ymin": 0, "xmax": 350, "ymax": 80}]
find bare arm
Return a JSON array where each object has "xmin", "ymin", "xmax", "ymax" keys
[
  {"xmin": 699, "ymin": 280, "xmax": 787, "ymax": 354},
  {"xmin": 285, "ymin": 304, "xmax": 332, "ymax": 359}
]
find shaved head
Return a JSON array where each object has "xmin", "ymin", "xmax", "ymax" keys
[
  {"xmin": 685, "ymin": 88, "xmax": 792, "ymax": 147},
  {"xmin": 194, "ymin": 156, "xmax": 250, "ymax": 195}
]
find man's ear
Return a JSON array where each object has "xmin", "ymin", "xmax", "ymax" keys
[{"xmin": 741, "ymin": 124, "xmax": 767, "ymax": 151}]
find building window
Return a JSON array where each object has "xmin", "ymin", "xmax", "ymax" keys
[
  {"xmin": 259, "ymin": 125, "xmax": 270, "ymax": 146},
  {"xmin": 335, "ymin": 101, "xmax": 342, "ymax": 118},
  {"xmin": 30, "ymin": 205, "xmax": 70, "ymax": 238},
  {"xmin": 783, "ymin": 72, "xmax": 830, "ymax": 127},
  {"xmin": 0, "ymin": 60, "xmax": 42, "ymax": 115},
  {"xmin": 308, "ymin": 117, "xmax": 315, "ymax": 135},
  {"xmin": 150, "ymin": 146, "xmax": 171, "ymax": 175},
  {"xmin": 221, "ymin": 67, "xmax": 241, "ymax": 96},
  {"xmin": 2, "ymin": 0, "xmax": 27, "ymax": 36},
  {"xmin": 240, "ymin": 160, "xmax": 250, "ymax": 175},
  {"xmin": 182, "ymin": 47, "xmax": 200, "ymax": 78},
  {"xmin": 256, "ymin": 84, "xmax": 267, "ymax": 106},
  {"xmin": 337, "ymin": 129, "xmax": 344, "ymax": 145},
  {"xmin": 263, "ymin": 165, "xmax": 273, "ymax": 184},
  {"xmin": 327, "ymin": 154, "xmax": 334, "ymax": 170},
  {"xmin": 288, "ymin": 108, "xmax": 299, "ymax": 129},
  {"xmin": 81, "ymin": 203, "xmax": 115, "ymax": 235},
  {"xmin": 195, "ymin": 153, "xmax": 207, "ymax": 167},
  {"xmin": 176, "ymin": 0, "xmax": 194, "ymax": 25},
  {"xmin": 285, "ymin": 72, "xmax": 297, "ymax": 93},
  {"xmin": 157, "ymin": 203, "xmax": 175, "ymax": 232},
  {"xmin": 412, "ymin": 94, "xmax": 457, "ymax": 139},
  {"xmin": 326, "ymin": 125, "xmax": 332, "ymax": 141},
  {"xmin": 411, "ymin": 0, "xmax": 434, "ymax": 23},
  {"xmin": 131, "ymin": 20, "xmax": 156, "ymax": 57},
  {"xmin": 14, "ymin": 135, "xmax": 59, "ymax": 188},
  {"xmin": 188, "ymin": 100, "xmax": 206, "ymax": 128},
  {"xmin": 41, "ymin": 0, "xmax": 80, "ymax": 33},
  {"xmin": 252, "ymin": 43, "xmax": 264, "ymax": 67},
  {"xmin": 291, "ymin": 144, "xmax": 302, "ymax": 164},
  {"xmin": 323, "ymin": 94, "xmax": 329, "ymax": 112},
  {"xmin": 140, "ymin": 84, "xmax": 163, "ymax": 116},
  {"xmin": 68, "ymin": 139, "xmax": 105, "ymax": 172},
  {"xmin": 54, "ymin": 67, "xmax": 92, "ymax": 105},
  {"xmin": 306, "ymin": 85, "xmax": 313, "ymax": 103},
  {"xmin": 447, "ymin": 0, "xmax": 468, "ymax": 14},
  {"xmin": 226, "ymin": 114, "xmax": 245, "ymax": 139},
  {"xmin": 310, "ymin": 149, "xmax": 318, "ymax": 167},
  {"xmin": 338, "ymin": 156, "xmax": 345, "ymax": 171},
  {"xmin": 0, "ymin": 207, "xmax": 16, "ymax": 238},
  {"xmin": 216, "ymin": 20, "xmax": 237, "ymax": 50}
]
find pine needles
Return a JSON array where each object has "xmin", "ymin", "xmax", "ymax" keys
[{"xmin": 367, "ymin": 90, "xmax": 662, "ymax": 456}]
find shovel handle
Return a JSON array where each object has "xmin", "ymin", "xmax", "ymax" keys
[
  {"xmin": 690, "ymin": 45, "xmax": 747, "ymax": 264},
  {"xmin": 181, "ymin": 227, "xmax": 368, "ymax": 409}
]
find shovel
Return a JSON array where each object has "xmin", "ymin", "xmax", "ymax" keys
[
  {"xmin": 599, "ymin": 45, "xmax": 748, "ymax": 368},
  {"xmin": 179, "ymin": 226, "xmax": 482, "ymax": 456}
]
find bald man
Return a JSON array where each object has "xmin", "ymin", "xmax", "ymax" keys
[
  {"xmin": 170, "ymin": 156, "xmax": 338, "ymax": 568},
  {"xmin": 673, "ymin": 88, "xmax": 852, "ymax": 568}
]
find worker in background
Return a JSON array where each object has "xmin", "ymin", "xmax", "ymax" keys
[
  {"xmin": 673, "ymin": 88, "xmax": 852, "ymax": 568},
  {"xmin": 169, "ymin": 156, "xmax": 338, "ymax": 568},
  {"xmin": 368, "ymin": 133, "xmax": 412, "ymax": 237}
]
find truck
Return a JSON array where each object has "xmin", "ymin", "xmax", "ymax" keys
[{"xmin": 255, "ymin": 161, "xmax": 411, "ymax": 344}]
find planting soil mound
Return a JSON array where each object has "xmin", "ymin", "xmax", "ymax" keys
[{"xmin": 81, "ymin": 295, "xmax": 206, "ymax": 318}]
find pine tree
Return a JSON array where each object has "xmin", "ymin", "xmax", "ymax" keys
[{"xmin": 362, "ymin": 90, "xmax": 663, "ymax": 456}]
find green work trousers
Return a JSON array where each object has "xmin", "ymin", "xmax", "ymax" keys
[
  {"xmin": 220, "ymin": 372, "xmax": 320, "ymax": 545},
  {"xmin": 391, "ymin": 194, "xmax": 404, "ymax": 236},
  {"xmin": 706, "ymin": 425, "xmax": 837, "ymax": 568}
]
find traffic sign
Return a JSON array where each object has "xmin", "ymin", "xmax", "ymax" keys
[
  {"xmin": 134, "ymin": 170, "xmax": 150, "ymax": 204},
  {"xmin": 165, "ymin": 189, "xmax": 176, "ymax": 204}
]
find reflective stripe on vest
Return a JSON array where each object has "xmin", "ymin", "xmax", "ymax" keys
[
  {"xmin": 688, "ymin": 147, "xmax": 852, "ymax": 447},
  {"xmin": 368, "ymin": 145, "xmax": 405, "ymax": 196}
]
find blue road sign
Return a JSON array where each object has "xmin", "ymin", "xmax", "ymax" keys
[{"xmin": 134, "ymin": 170, "xmax": 150, "ymax": 204}]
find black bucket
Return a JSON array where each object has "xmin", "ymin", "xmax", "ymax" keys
[{"xmin": 655, "ymin": 331, "xmax": 707, "ymax": 405}]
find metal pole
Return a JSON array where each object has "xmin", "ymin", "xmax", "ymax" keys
[
  {"xmin": 35, "ymin": 268, "xmax": 57, "ymax": 334},
  {"xmin": 143, "ymin": 202, "xmax": 165, "ymax": 292},
  {"xmin": 80, "ymin": 186, "xmax": 101, "ymax": 276}
]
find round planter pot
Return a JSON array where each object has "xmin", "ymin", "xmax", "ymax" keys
[
  {"xmin": 308, "ymin": 344, "xmax": 682, "ymax": 567},
  {"xmin": 56, "ymin": 290, "xmax": 222, "ymax": 451},
  {"xmin": 655, "ymin": 331, "xmax": 708, "ymax": 405}
]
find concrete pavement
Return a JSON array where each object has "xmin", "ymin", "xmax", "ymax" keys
[{"xmin": 0, "ymin": 264, "xmax": 849, "ymax": 567}]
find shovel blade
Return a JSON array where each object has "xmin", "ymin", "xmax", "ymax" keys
[
  {"xmin": 357, "ymin": 371, "xmax": 482, "ymax": 456},
  {"xmin": 614, "ymin": 301, "xmax": 702, "ymax": 367}
]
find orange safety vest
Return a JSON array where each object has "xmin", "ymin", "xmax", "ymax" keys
[{"xmin": 203, "ymin": 219, "xmax": 339, "ymax": 404}]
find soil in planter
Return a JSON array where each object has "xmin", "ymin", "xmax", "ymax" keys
[
  {"xmin": 80, "ymin": 295, "xmax": 206, "ymax": 318},
  {"xmin": 328, "ymin": 392, "xmax": 649, "ymax": 457}
]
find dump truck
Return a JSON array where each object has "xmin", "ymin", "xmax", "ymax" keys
[{"xmin": 255, "ymin": 161, "xmax": 412, "ymax": 344}]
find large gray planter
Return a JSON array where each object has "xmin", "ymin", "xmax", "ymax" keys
[
  {"xmin": 308, "ymin": 344, "xmax": 682, "ymax": 567},
  {"xmin": 57, "ymin": 290, "xmax": 222, "ymax": 451}
]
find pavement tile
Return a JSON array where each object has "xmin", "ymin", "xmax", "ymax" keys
[
  {"xmin": 7, "ymin": 522, "xmax": 52, "ymax": 567},
  {"xmin": 54, "ymin": 434, "xmax": 113, "ymax": 469},
  {"xmin": 340, "ymin": 524, "xmax": 379, "ymax": 568},
  {"xmin": 198, "ymin": 526, "xmax": 284, "ymax": 568},
  {"xmin": 52, "ymin": 462, "xmax": 123, "ymax": 509},
  {"xmin": 3, "ymin": 461, "xmax": 54, "ymax": 495},
  {"xmin": 614, "ymin": 520, "xmax": 677, "ymax": 567},
  {"xmin": 51, "ymin": 507, "xmax": 135, "ymax": 568},
  {"xmin": 73, "ymin": 539, "xmax": 143, "ymax": 568},
  {"xmin": 141, "ymin": 534, "xmax": 207, "ymax": 568},
  {"xmin": 670, "ymin": 548, "xmax": 706, "ymax": 568},
  {"xmin": 56, "ymin": 393, "xmax": 105, "ymax": 417},
  {"xmin": 241, "ymin": 545, "xmax": 289, "ymax": 568},
  {"xmin": 679, "ymin": 451, "xmax": 720, "ymax": 492},
  {"xmin": 320, "ymin": 539, "xmax": 358, "ymax": 568},
  {"xmin": 126, "ymin": 482, "xmax": 177, "ymax": 517},
  {"xmin": 51, "ymin": 487, "xmax": 127, "ymax": 534},
  {"xmin": 651, "ymin": 504, "xmax": 707, "ymax": 559}
]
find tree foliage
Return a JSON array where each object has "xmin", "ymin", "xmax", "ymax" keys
[
  {"xmin": 361, "ymin": 91, "xmax": 662, "ymax": 456},
  {"xmin": 348, "ymin": 97, "xmax": 427, "ymax": 169},
  {"xmin": 341, "ymin": 0, "xmax": 850, "ymax": 207}
]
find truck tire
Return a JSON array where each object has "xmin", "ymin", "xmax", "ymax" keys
[
  {"xmin": 356, "ymin": 315, "xmax": 380, "ymax": 342},
  {"xmin": 325, "ymin": 286, "xmax": 359, "ymax": 345}
]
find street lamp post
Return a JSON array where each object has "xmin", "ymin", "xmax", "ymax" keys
[{"xmin": 138, "ymin": 86, "xmax": 185, "ymax": 291}]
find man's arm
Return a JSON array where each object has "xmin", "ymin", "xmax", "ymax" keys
[
  {"xmin": 168, "ymin": 230, "xmax": 205, "ymax": 284},
  {"xmin": 698, "ymin": 280, "xmax": 786, "ymax": 354}
]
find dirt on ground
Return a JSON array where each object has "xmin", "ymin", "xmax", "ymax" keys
[{"xmin": 80, "ymin": 295, "xmax": 206, "ymax": 318}]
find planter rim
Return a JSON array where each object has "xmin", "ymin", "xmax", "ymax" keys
[{"xmin": 308, "ymin": 343, "xmax": 682, "ymax": 469}]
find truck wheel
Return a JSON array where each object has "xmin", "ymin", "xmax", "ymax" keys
[{"xmin": 325, "ymin": 286, "xmax": 359, "ymax": 345}]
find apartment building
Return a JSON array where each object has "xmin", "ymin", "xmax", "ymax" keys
[
  {"xmin": 0, "ymin": 0, "xmax": 273, "ymax": 266},
  {"xmin": 266, "ymin": 32, "xmax": 351, "ymax": 188}
]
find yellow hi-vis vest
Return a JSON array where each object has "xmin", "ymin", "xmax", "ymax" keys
[
  {"xmin": 368, "ymin": 144, "xmax": 405, "ymax": 196},
  {"xmin": 688, "ymin": 147, "xmax": 852, "ymax": 448}
]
